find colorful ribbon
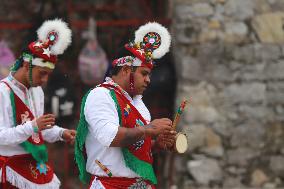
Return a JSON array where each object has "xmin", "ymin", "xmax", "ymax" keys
[{"xmin": 173, "ymin": 99, "xmax": 188, "ymax": 130}]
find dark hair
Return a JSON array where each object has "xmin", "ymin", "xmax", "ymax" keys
[
  {"xmin": 11, "ymin": 48, "xmax": 35, "ymax": 71},
  {"xmin": 110, "ymin": 65, "xmax": 138, "ymax": 76},
  {"xmin": 110, "ymin": 66, "xmax": 123, "ymax": 76}
]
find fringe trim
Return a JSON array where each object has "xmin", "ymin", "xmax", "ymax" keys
[
  {"xmin": 122, "ymin": 148, "xmax": 157, "ymax": 184},
  {"xmin": 75, "ymin": 89, "xmax": 92, "ymax": 184},
  {"xmin": 4, "ymin": 167, "xmax": 61, "ymax": 189}
]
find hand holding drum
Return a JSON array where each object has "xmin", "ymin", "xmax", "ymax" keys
[{"xmin": 172, "ymin": 100, "xmax": 188, "ymax": 154}]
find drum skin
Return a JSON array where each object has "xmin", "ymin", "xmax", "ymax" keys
[{"xmin": 174, "ymin": 133, "xmax": 188, "ymax": 153}]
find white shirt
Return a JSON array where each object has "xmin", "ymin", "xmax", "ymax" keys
[
  {"xmin": 0, "ymin": 73, "xmax": 65, "ymax": 156},
  {"xmin": 84, "ymin": 79, "xmax": 151, "ymax": 178}
]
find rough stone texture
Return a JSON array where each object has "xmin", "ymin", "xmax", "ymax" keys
[
  {"xmin": 183, "ymin": 82, "xmax": 221, "ymax": 124},
  {"xmin": 223, "ymin": 176, "xmax": 244, "ymax": 188},
  {"xmin": 224, "ymin": 0, "xmax": 255, "ymax": 20},
  {"xmin": 186, "ymin": 124, "xmax": 207, "ymax": 151},
  {"xmin": 227, "ymin": 147, "xmax": 260, "ymax": 166},
  {"xmin": 250, "ymin": 169, "xmax": 269, "ymax": 187},
  {"xmin": 190, "ymin": 3, "xmax": 214, "ymax": 17},
  {"xmin": 173, "ymin": 0, "xmax": 284, "ymax": 188},
  {"xmin": 200, "ymin": 127, "xmax": 224, "ymax": 157},
  {"xmin": 187, "ymin": 157, "xmax": 223, "ymax": 185},
  {"xmin": 254, "ymin": 44, "xmax": 281, "ymax": 61},
  {"xmin": 223, "ymin": 83, "xmax": 266, "ymax": 104},
  {"xmin": 269, "ymin": 156, "xmax": 284, "ymax": 176},
  {"xmin": 224, "ymin": 21, "xmax": 248, "ymax": 43},
  {"xmin": 266, "ymin": 60, "xmax": 284, "ymax": 80},
  {"xmin": 230, "ymin": 121, "xmax": 266, "ymax": 148},
  {"xmin": 252, "ymin": 12, "xmax": 284, "ymax": 43}
]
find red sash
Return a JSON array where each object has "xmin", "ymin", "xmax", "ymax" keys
[
  {"xmin": 1, "ymin": 81, "xmax": 44, "ymax": 145},
  {"xmin": 89, "ymin": 175, "xmax": 156, "ymax": 189},
  {"xmin": 0, "ymin": 81, "xmax": 54, "ymax": 187},
  {"xmin": 0, "ymin": 154, "xmax": 54, "ymax": 188},
  {"xmin": 101, "ymin": 83, "xmax": 153, "ymax": 164}
]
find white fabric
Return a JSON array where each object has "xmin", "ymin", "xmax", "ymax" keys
[
  {"xmin": 90, "ymin": 176, "xmax": 105, "ymax": 189},
  {"xmin": 5, "ymin": 166, "xmax": 60, "ymax": 189},
  {"xmin": 84, "ymin": 79, "xmax": 151, "ymax": 178},
  {"xmin": 0, "ymin": 73, "xmax": 65, "ymax": 156},
  {"xmin": 23, "ymin": 57, "xmax": 55, "ymax": 70},
  {"xmin": 31, "ymin": 58, "xmax": 55, "ymax": 70}
]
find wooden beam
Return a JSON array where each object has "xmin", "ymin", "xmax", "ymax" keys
[{"xmin": 0, "ymin": 19, "xmax": 171, "ymax": 30}]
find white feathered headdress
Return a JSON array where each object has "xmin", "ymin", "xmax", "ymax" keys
[
  {"xmin": 134, "ymin": 22, "xmax": 171, "ymax": 59},
  {"xmin": 26, "ymin": 18, "xmax": 72, "ymax": 69},
  {"xmin": 113, "ymin": 22, "xmax": 171, "ymax": 69}
]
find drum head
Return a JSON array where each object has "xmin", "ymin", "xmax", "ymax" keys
[{"xmin": 175, "ymin": 133, "xmax": 188, "ymax": 153}]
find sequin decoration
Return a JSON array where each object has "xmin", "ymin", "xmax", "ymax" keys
[
  {"xmin": 124, "ymin": 104, "xmax": 131, "ymax": 117},
  {"xmin": 47, "ymin": 31, "xmax": 58, "ymax": 44},
  {"xmin": 143, "ymin": 32, "xmax": 161, "ymax": 50},
  {"xmin": 133, "ymin": 140, "xmax": 144, "ymax": 150},
  {"xmin": 36, "ymin": 162, "xmax": 47, "ymax": 175},
  {"xmin": 128, "ymin": 178, "xmax": 151, "ymax": 189},
  {"xmin": 135, "ymin": 119, "xmax": 144, "ymax": 127}
]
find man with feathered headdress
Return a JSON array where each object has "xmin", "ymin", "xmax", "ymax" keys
[
  {"xmin": 0, "ymin": 19, "xmax": 76, "ymax": 189},
  {"xmin": 75, "ymin": 22, "xmax": 176, "ymax": 188}
]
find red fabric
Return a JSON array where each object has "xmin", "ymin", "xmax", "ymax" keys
[
  {"xmin": 124, "ymin": 44, "xmax": 153, "ymax": 69},
  {"xmin": 1, "ymin": 182, "xmax": 18, "ymax": 189},
  {"xmin": 28, "ymin": 41, "xmax": 57, "ymax": 63},
  {"xmin": 129, "ymin": 72, "xmax": 135, "ymax": 94},
  {"xmin": 1, "ymin": 81, "xmax": 44, "ymax": 145},
  {"xmin": 101, "ymin": 84, "xmax": 153, "ymax": 164},
  {"xmin": 89, "ymin": 175, "xmax": 156, "ymax": 189},
  {"xmin": 0, "ymin": 154, "xmax": 54, "ymax": 186}
]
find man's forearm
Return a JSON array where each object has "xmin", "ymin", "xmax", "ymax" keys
[{"xmin": 110, "ymin": 126, "xmax": 146, "ymax": 147}]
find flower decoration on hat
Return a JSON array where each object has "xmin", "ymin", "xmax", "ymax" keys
[
  {"xmin": 113, "ymin": 22, "xmax": 171, "ymax": 69},
  {"xmin": 25, "ymin": 18, "xmax": 72, "ymax": 69}
]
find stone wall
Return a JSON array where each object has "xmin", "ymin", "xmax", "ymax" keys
[{"xmin": 172, "ymin": 0, "xmax": 284, "ymax": 188}]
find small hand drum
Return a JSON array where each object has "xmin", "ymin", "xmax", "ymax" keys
[
  {"xmin": 173, "ymin": 100, "xmax": 189, "ymax": 154},
  {"xmin": 174, "ymin": 132, "xmax": 188, "ymax": 153}
]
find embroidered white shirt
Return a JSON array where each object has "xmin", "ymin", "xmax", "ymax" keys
[
  {"xmin": 0, "ymin": 73, "xmax": 65, "ymax": 156},
  {"xmin": 85, "ymin": 79, "xmax": 151, "ymax": 178}
]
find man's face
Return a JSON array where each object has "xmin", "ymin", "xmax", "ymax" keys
[
  {"xmin": 30, "ymin": 66, "xmax": 53, "ymax": 87},
  {"xmin": 133, "ymin": 66, "xmax": 151, "ymax": 95}
]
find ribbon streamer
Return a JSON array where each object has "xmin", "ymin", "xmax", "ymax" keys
[{"xmin": 172, "ymin": 99, "xmax": 188, "ymax": 130}]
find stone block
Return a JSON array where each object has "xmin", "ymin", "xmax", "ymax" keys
[
  {"xmin": 254, "ymin": 44, "xmax": 281, "ymax": 61},
  {"xmin": 227, "ymin": 147, "xmax": 259, "ymax": 166},
  {"xmin": 224, "ymin": 22, "xmax": 248, "ymax": 43},
  {"xmin": 250, "ymin": 169, "xmax": 269, "ymax": 187},
  {"xmin": 187, "ymin": 158, "xmax": 223, "ymax": 185},
  {"xmin": 252, "ymin": 12, "xmax": 284, "ymax": 43},
  {"xmin": 266, "ymin": 60, "xmax": 284, "ymax": 80},
  {"xmin": 200, "ymin": 127, "xmax": 224, "ymax": 157},
  {"xmin": 232, "ymin": 45, "xmax": 255, "ymax": 63},
  {"xmin": 269, "ymin": 156, "xmax": 284, "ymax": 176},
  {"xmin": 224, "ymin": 0, "xmax": 255, "ymax": 20},
  {"xmin": 191, "ymin": 3, "xmax": 214, "ymax": 17},
  {"xmin": 223, "ymin": 83, "xmax": 266, "ymax": 104}
]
